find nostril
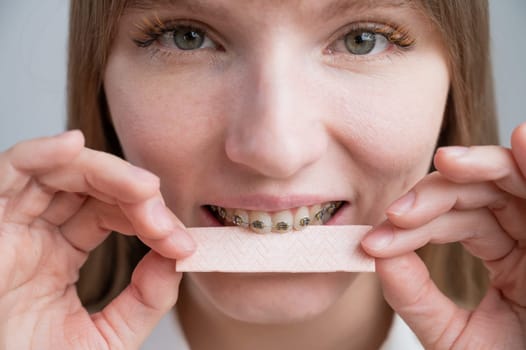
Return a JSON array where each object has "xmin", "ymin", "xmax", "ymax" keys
[
  {"xmin": 224, "ymin": 105, "xmax": 328, "ymax": 178},
  {"xmin": 225, "ymin": 132, "xmax": 314, "ymax": 178},
  {"xmin": 224, "ymin": 133, "xmax": 248, "ymax": 164}
]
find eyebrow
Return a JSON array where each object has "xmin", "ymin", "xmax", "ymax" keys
[
  {"xmin": 317, "ymin": 0, "xmax": 417, "ymax": 20},
  {"xmin": 127, "ymin": 0, "xmax": 417, "ymax": 20}
]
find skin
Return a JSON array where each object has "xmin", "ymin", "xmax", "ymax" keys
[
  {"xmin": 105, "ymin": 1, "xmax": 446, "ymax": 348},
  {"xmin": 0, "ymin": 1, "xmax": 524, "ymax": 350}
]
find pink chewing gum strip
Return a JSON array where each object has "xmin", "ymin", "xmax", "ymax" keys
[{"xmin": 176, "ymin": 225, "xmax": 374, "ymax": 273}]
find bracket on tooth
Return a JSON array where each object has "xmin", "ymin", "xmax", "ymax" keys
[
  {"xmin": 299, "ymin": 217, "xmax": 310, "ymax": 227},
  {"xmin": 212, "ymin": 202, "xmax": 342, "ymax": 234},
  {"xmin": 232, "ymin": 214, "xmax": 248, "ymax": 227},
  {"xmin": 314, "ymin": 202, "xmax": 341, "ymax": 224},
  {"xmin": 209, "ymin": 205, "xmax": 227, "ymax": 219},
  {"xmin": 274, "ymin": 222, "xmax": 291, "ymax": 233},
  {"xmin": 314, "ymin": 209, "xmax": 328, "ymax": 223},
  {"xmin": 251, "ymin": 220, "xmax": 266, "ymax": 229}
]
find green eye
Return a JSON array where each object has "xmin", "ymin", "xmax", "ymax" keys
[
  {"xmin": 171, "ymin": 26, "xmax": 206, "ymax": 50},
  {"xmin": 344, "ymin": 30, "xmax": 378, "ymax": 55},
  {"xmin": 133, "ymin": 21, "xmax": 220, "ymax": 53},
  {"xmin": 325, "ymin": 23, "xmax": 414, "ymax": 59}
]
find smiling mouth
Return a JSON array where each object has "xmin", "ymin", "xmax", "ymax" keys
[{"xmin": 205, "ymin": 201, "xmax": 344, "ymax": 234}]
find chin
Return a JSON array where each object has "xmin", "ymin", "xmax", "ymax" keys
[{"xmin": 184, "ymin": 271, "xmax": 359, "ymax": 325}]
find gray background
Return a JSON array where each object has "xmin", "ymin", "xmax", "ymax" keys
[{"xmin": 0, "ymin": 1, "xmax": 525, "ymax": 151}]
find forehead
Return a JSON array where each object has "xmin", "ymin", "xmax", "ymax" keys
[{"xmin": 126, "ymin": 0, "xmax": 421, "ymax": 19}]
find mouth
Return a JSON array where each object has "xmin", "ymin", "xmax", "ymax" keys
[{"xmin": 204, "ymin": 201, "xmax": 345, "ymax": 234}]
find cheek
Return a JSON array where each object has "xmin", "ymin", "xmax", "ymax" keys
[
  {"xmin": 105, "ymin": 69, "xmax": 223, "ymax": 162},
  {"xmin": 321, "ymin": 52, "xmax": 449, "ymax": 221},
  {"xmin": 103, "ymin": 56, "xmax": 238, "ymax": 223},
  {"xmin": 329, "ymin": 54, "xmax": 449, "ymax": 180},
  {"xmin": 104, "ymin": 55, "xmax": 233, "ymax": 200}
]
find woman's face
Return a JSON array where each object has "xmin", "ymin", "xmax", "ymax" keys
[{"xmin": 104, "ymin": 0, "xmax": 449, "ymax": 324}]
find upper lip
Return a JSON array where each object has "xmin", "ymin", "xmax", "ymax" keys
[{"xmin": 202, "ymin": 194, "xmax": 347, "ymax": 212}]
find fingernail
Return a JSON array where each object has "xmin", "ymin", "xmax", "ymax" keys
[
  {"xmin": 387, "ymin": 191, "xmax": 415, "ymax": 216},
  {"xmin": 172, "ymin": 230, "xmax": 196, "ymax": 253},
  {"xmin": 56, "ymin": 129, "xmax": 78, "ymax": 138},
  {"xmin": 440, "ymin": 146, "xmax": 469, "ymax": 157},
  {"xmin": 152, "ymin": 199, "xmax": 176, "ymax": 232},
  {"xmin": 362, "ymin": 227, "xmax": 394, "ymax": 251}
]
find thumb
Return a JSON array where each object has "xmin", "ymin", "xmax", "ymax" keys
[
  {"xmin": 376, "ymin": 252, "xmax": 469, "ymax": 349},
  {"xmin": 91, "ymin": 250, "xmax": 182, "ymax": 349}
]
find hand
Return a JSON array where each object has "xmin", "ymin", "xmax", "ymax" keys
[
  {"xmin": 362, "ymin": 123, "xmax": 526, "ymax": 349},
  {"xmin": 0, "ymin": 131, "xmax": 195, "ymax": 350}
]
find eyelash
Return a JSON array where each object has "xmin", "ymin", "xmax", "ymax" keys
[
  {"xmin": 134, "ymin": 17, "xmax": 201, "ymax": 46},
  {"xmin": 131, "ymin": 17, "xmax": 416, "ymax": 60},
  {"xmin": 335, "ymin": 22, "xmax": 415, "ymax": 50}
]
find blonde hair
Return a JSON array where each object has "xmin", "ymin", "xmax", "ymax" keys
[{"xmin": 68, "ymin": 0, "xmax": 496, "ymax": 310}]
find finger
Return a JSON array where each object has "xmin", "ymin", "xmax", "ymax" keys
[
  {"xmin": 14, "ymin": 136, "xmax": 194, "ymax": 246},
  {"xmin": 450, "ymin": 288, "xmax": 526, "ymax": 349},
  {"xmin": 488, "ymin": 195, "xmax": 526, "ymax": 243},
  {"xmin": 36, "ymin": 147, "xmax": 161, "ymax": 205},
  {"xmin": 485, "ymin": 246, "xmax": 526, "ymax": 306},
  {"xmin": 362, "ymin": 209, "xmax": 515, "ymax": 261},
  {"xmin": 384, "ymin": 172, "xmax": 526, "ymax": 242},
  {"xmin": 0, "ymin": 130, "xmax": 84, "ymax": 196},
  {"xmin": 1, "ymin": 130, "xmax": 152, "ymax": 201},
  {"xmin": 5, "ymin": 132, "xmax": 162, "ymax": 206},
  {"xmin": 60, "ymin": 198, "xmax": 193, "ymax": 259},
  {"xmin": 40, "ymin": 191, "xmax": 87, "ymax": 226},
  {"xmin": 0, "ymin": 198, "xmax": 6, "ymax": 221},
  {"xmin": 59, "ymin": 198, "xmax": 133, "ymax": 253},
  {"xmin": 434, "ymin": 145, "xmax": 526, "ymax": 199},
  {"xmin": 2, "ymin": 179, "xmax": 56, "ymax": 225},
  {"xmin": 511, "ymin": 122, "xmax": 526, "ymax": 179},
  {"xmin": 91, "ymin": 251, "xmax": 181, "ymax": 350},
  {"xmin": 34, "ymin": 147, "xmax": 194, "ymax": 246},
  {"xmin": 385, "ymin": 172, "xmax": 504, "ymax": 227},
  {"xmin": 37, "ymin": 152, "xmax": 196, "ymax": 254},
  {"xmin": 2, "ymin": 131, "xmax": 196, "ymax": 256},
  {"xmin": 376, "ymin": 252, "xmax": 468, "ymax": 349}
]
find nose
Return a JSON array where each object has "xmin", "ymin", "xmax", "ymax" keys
[{"xmin": 225, "ymin": 48, "xmax": 328, "ymax": 179}]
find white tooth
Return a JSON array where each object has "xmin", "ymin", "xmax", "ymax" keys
[
  {"xmin": 294, "ymin": 206, "xmax": 311, "ymax": 230},
  {"xmin": 249, "ymin": 211, "xmax": 272, "ymax": 234},
  {"xmin": 309, "ymin": 204, "xmax": 323, "ymax": 225},
  {"xmin": 271, "ymin": 210, "xmax": 293, "ymax": 233},
  {"xmin": 232, "ymin": 209, "xmax": 249, "ymax": 228},
  {"xmin": 224, "ymin": 208, "xmax": 235, "ymax": 223}
]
